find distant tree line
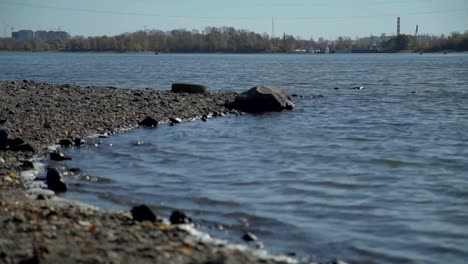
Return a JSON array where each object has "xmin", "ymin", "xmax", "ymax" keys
[
  {"xmin": 0, "ymin": 26, "xmax": 467, "ymax": 53},
  {"xmin": 382, "ymin": 32, "xmax": 468, "ymax": 52}
]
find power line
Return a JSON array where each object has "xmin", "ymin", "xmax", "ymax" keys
[{"xmin": 0, "ymin": 0, "xmax": 464, "ymax": 22}]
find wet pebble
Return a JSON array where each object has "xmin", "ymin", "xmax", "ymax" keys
[
  {"xmin": 46, "ymin": 168, "xmax": 67, "ymax": 193},
  {"xmin": 130, "ymin": 205, "xmax": 157, "ymax": 222},
  {"xmin": 138, "ymin": 116, "xmax": 158, "ymax": 128},
  {"xmin": 169, "ymin": 210, "xmax": 192, "ymax": 225},
  {"xmin": 242, "ymin": 232, "xmax": 258, "ymax": 242},
  {"xmin": 59, "ymin": 139, "xmax": 74, "ymax": 147},
  {"xmin": 50, "ymin": 152, "xmax": 72, "ymax": 161}
]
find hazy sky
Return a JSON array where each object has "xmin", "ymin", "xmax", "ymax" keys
[{"xmin": 1, "ymin": 0, "xmax": 467, "ymax": 39}]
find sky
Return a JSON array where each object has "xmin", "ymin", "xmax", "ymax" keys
[{"xmin": 0, "ymin": 0, "xmax": 467, "ymax": 39}]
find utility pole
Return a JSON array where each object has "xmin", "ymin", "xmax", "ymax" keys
[
  {"xmin": 283, "ymin": 32, "xmax": 286, "ymax": 52},
  {"xmin": 271, "ymin": 17, "xmax": 274, "ymax": 38}
]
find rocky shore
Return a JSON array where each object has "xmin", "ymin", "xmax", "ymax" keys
[{"xmin": 0, "ymin": 81, "xmax": 297, "ymax": 264}]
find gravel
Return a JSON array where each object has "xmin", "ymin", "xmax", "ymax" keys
[{"xmin": 0, "ymin": 80, "xmax": 296, "ymax": 264}]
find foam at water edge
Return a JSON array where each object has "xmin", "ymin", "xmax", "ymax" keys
[{"xmin": 177, "ymin": 224, "xmax": 299, "ymax": 263}]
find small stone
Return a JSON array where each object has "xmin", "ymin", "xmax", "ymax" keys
[
  {"xmin": 242, "ymin": 232, "xmax": 258, "ymax": 242},
  {"xmin": 59, "ymin": 139, "xmax": 74, "ymax": 147},
  {"xmin": 131, "ymin": 205, "xmax": 157, "ymax": 222},
  {"xmin": 138, "ymin": 116, "xmax": 158, "ymax": 128},
  {"xmin": 18, "ymin": 254, "xmax": 39, "ymax": 264},
  {"xmin": 171, "ymin": 83, "xmax": 207, "ymax": 94},
  {"xmin": 74, "ymin": 138, "xmax": 85, "ymax": 147},
  {"xmin": 351, "ymin": 86, "xmax": 364, "ymax": 90},
  {"xmin": 201, "ymin": 115, "xmax": 208, "ymax": 122},
  {"xmin": 20, "ymin": 161, "xmax": 34, "ymax": 170},
  {"xmin": 169, "ymin": 117, "xmax": 182, "ymax": 124},
  {"xmin": 69, "ymin": 168, "xmax": 82, "ymax": 173},
  {"xmin": 169, "ymin": 210, "xmax": 192, "ymax": 225},
  {"xmin": 46, "ymin": 168, "xmax": 68, "ymax": 193},
  {"xmin": 8, "ymin": 138, "xmax": 35, "ymax": 152},
  {"xmin": 37, "ymin": 194, "xmax": 46, "ymax": 200},
  {"xmin": 50, "ymin": 152, "xmax": 72, "ymax": 161}
]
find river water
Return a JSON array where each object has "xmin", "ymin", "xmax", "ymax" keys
[{"xmin": 1, "ymin": 52, "xmax": 468, "ymax": 263}]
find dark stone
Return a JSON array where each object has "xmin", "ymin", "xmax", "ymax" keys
[
  {"xmin": 228, "ymin": 85, "xmax": 295, "ymax": 113},
  {"xmin": 50, "ymin": 152, "xmax": 72, "ymax": 161},
  {"xmin": 171, "ymin": 83, "xmax": 207, "ymax": 94},
  {"xmin": 201, "ymin": 115, "xmax": 208, "ymax": 122},
  {"xmin": 74, "ymin": 138, "xmax": 85, "ymax": 147},
  {"xmin": 0, "ymin": 129, "xmax": 8, "ymax": 150},
  {"xmin": 37, "ymin": 194, "xmax": 46, "ymax": 200},
  {"xmin": 351, "ymin": 86, "xmax": 364, "ymax": 90},
  {"xmin": 291, "ymin": 93, "xmax": 298, "ymax": 97},
  {"xmin": 61, "ymin": 83, "xmax": 72, "ymax": 88},
  {"xmin": 334, "ymin": 87, "xmax": 340, "ymax": 90},
  {"xmin": 19, "ymin": 254, "xmax": 39, "ymax": 264},
  {"xmin": 69, "ymin": 168, "xmax": 82, "ymax": 173},
  {"xmin": 169, "ymin": 117, "xmax": 182, "ymax": 124},
  {"xmin": 138, "ymin": 116, "xmax": 158, "ymax": 128},
  {"xmin": 59, "ymin": 139, "xmax": 74, "ymax": 147},
  {"xmin": 8, "ymin": 138, "xmax": 35, "ymax": 152},
  {"xmin": 0, "ymin": 119, "xmax": 6, "ymax": 125},
  {"xmin": 46, "ymin": 168, "xmax": 68, "ymax": 193},
  {"xmin": 242, "ymin": 232, "xmax": 258, "ymax": 242},
  {"xmin": 169, "ymin": 210, "xmax": 192, "ymax": 225},
  {"xmin": 130, "ymin": 205, "xmax": 157, "ymax": 222},
  {"xmin": 20, "ymin": 161, "xmax": 34, "ymax": 170},
  {"xmin": 7, "ymin": 137, "xmax": 24, "ymax": 146}
]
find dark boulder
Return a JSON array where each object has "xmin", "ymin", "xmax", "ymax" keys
[
  {"xmin": 171, "ymin": 83, "xmax": 207, "ymax": 94},
  {"xmin": 169, "ymin": 210, "xmax": 192, "ymax": 225},
  {"xmin": 130, "ymin": 205, "xmax": 157, "ymax": 222},
  {"xmin": 59, "ymin": 139, "xmax": 74, "ymax": 147},
  {"xmin": 50, "ymin": 152, "xmax": 72, "ymax": 161},
  {"xmin": 0, "ymin": 129, "xmax": 8, "ymax": 150},
  {"xmin": 228, "ymin": 85, "xmax": 294, "ymax": 113},
  {"xmin": 7, "ymin": 138, "xmax": 35, "ymax": 152},
  {"xmin": 138, "ymin": 116, "xmax": 158, "ymax": 128},
  {"xmin": 46, "ymin": 168, "xmax": 68, "ymax": 193}
]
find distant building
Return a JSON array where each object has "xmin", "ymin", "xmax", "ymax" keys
[
  {"xmin": 11, "ymin": 30, "xmax": 34, "ymax": 41},
  {"xmin": 11, "ymin": 29, "xmax": 70, "ymax": 42},
  {"xmin": 35, "ymin": 30, "xmax": 70, "ymax": 42}
]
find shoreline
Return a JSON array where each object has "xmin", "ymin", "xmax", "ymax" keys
[{"xmin": 0, "ymin": 80, "xmax": 298, "ymax": 263}]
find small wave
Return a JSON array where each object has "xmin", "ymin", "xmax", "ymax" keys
[
  {"xmin": 372, "ymin": 158, "xmax": 415, "ymax": 168},
  {"xmin": 339, "ymin": 136, "xmax": 372, "ymax": 142},
  {"xmin": 192, "ymin": 197, "xmax": 242, "ymax": 207},
  {"xmin": 349, "ymin": 245, "xmax": 415, "ymax": 264}
]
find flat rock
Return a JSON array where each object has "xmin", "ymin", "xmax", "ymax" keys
[{"xmin": 229, "ymin": 85, "xmax": 294, "ymax": 113}]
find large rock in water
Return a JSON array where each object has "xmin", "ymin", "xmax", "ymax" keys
[
  {"xmin": 171, "ymin": 83, "xmax": 207, "ymax": 94},
  {"xmin": 229, "ymin": 85, "xmax": 294, "ymax": 113}
]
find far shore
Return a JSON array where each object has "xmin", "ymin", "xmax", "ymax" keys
[{"xmin": 1, "ymin": 49, "xmax": 466, "ymax": 54}]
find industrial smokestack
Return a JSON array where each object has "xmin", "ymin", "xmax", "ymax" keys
[{"xmin": 397, "ymin": 17, "xmax": 401, "ymax": 36}]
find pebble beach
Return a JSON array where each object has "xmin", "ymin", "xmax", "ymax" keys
[{"xmin": 0, "ymin": 80, "xmax": 297, "ymax": 264}]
